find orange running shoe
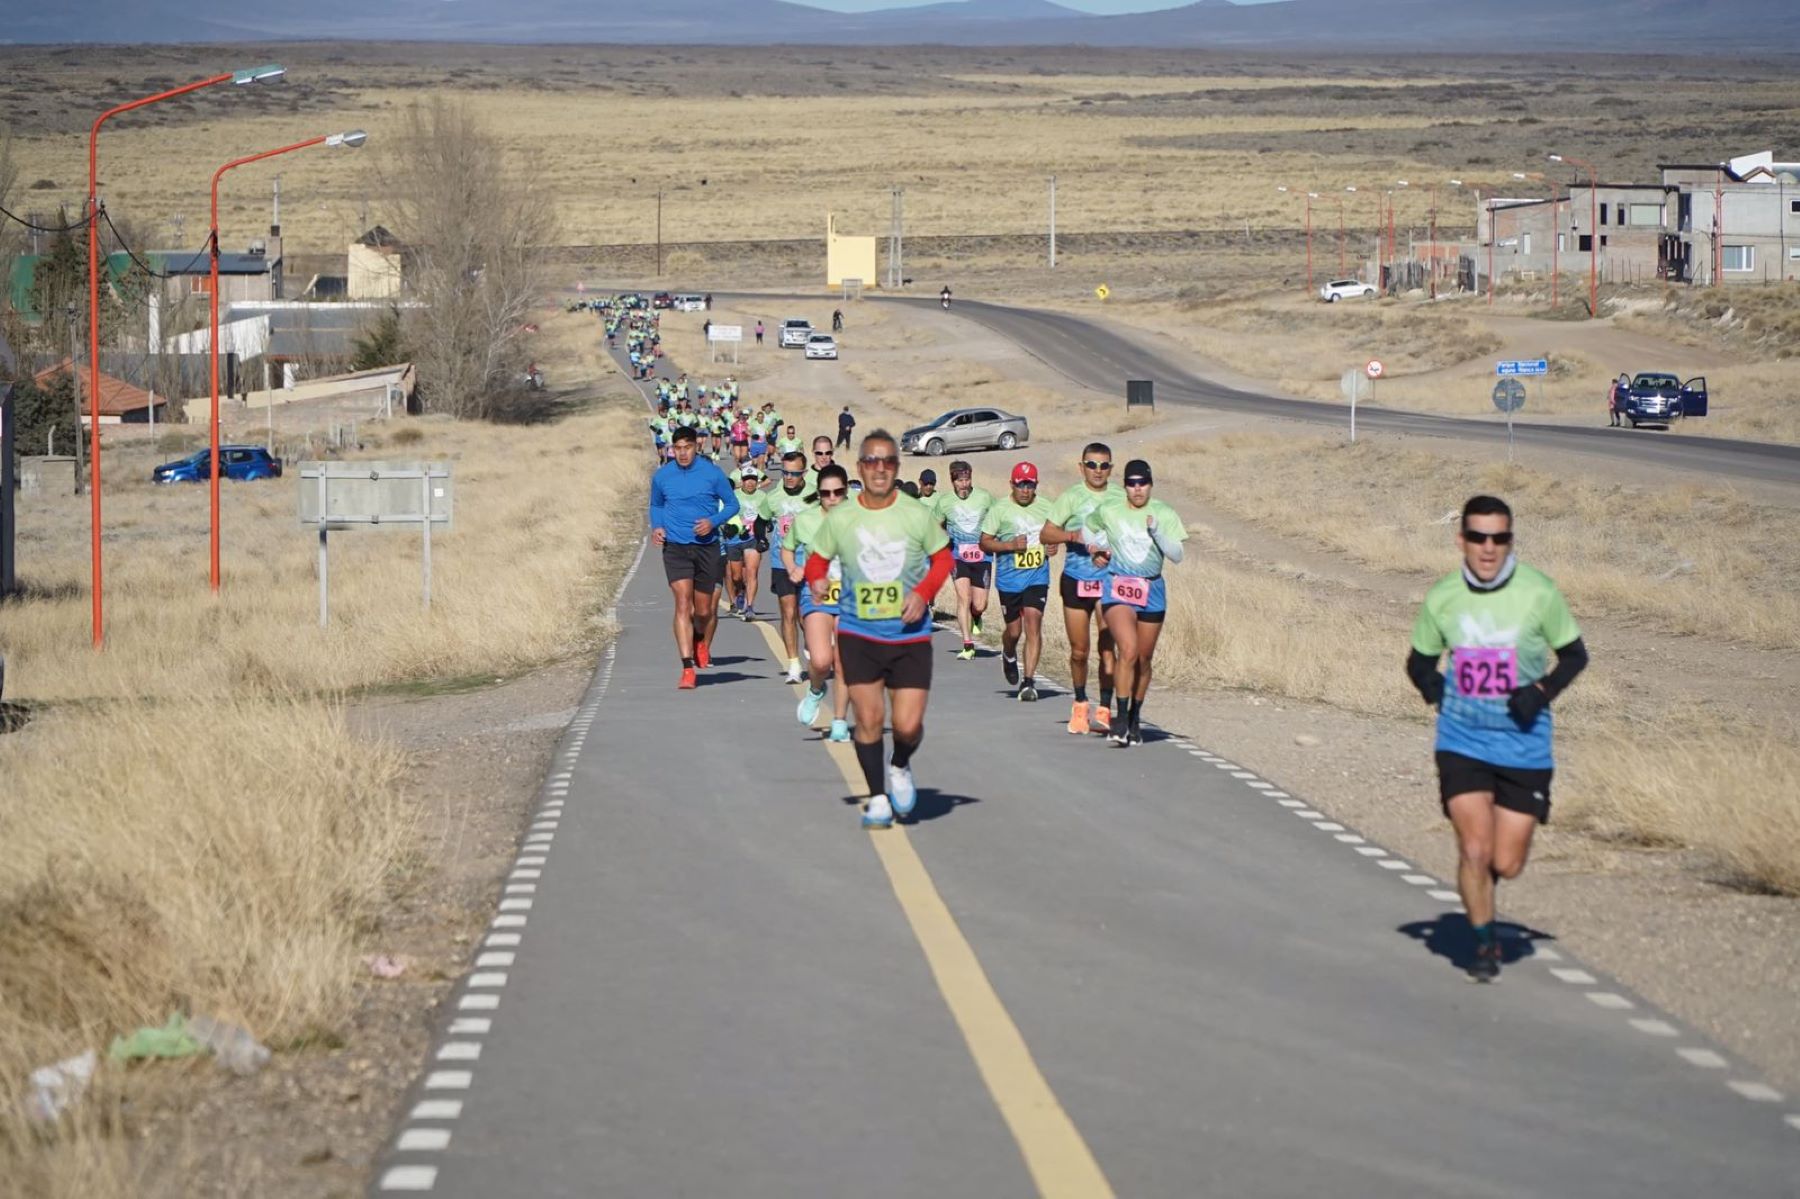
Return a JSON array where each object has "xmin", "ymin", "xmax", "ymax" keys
[
  {"xmin": 695, "ymin": 642, "xmax": 712, "ymax": 669},
  {"xmin": 1090, "ymin": 704, "xmax": 1111, "ymax": 734},
  {"xmin": 1066, "ymin": 700, "xmax": 1090, "ymax": 735},
  {"xmin": 677, "ymin": 667, "xmax": 697, "ymax": 690}
]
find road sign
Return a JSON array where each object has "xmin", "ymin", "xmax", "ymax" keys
[
  {"xmin": 1339, "ymin": 369, "xmax": 1372, "ymax": 403},
  {"xmin": 1095, "ymin": 284, "xmax": 1110, "ymax": 301},
  {"xmin": 1496, "ymin": 359, "xmax": 1548, "ymax": 377},
  {"xmin": 1492, "ymin": 378, "xmax": 1528, "ymax": 413},
  {"xmin": 299, "ymin": 461, "xmax": 453, "ymax": 627},
  {"xmin": 1365, "ymin": 359, "xmax": 1384, "ymax": 379},
  {"xmin": 707, "ymin": 325, "xmax": 743, "ymax": 342}
]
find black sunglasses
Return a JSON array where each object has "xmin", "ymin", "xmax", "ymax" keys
[
  {"xmin": 1082, "ymin": 460, "xmax": 1113, "ymax": 471},
  {"xmin": 817, "ymin": 487, "xmax": 847, "ymax": 498},
  {"xmin": 1462, "ymin": 529, "xmax": 1514, "ymax": 546},
  {"xmin": 860, "ymin": 455, "xmax": 901, "ymax": 468},
  {"xmin": 813, "ymin": 449, "xmax": 834, "ymax": 456}
]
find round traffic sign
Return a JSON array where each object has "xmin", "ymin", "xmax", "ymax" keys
[
  {"xmin": 1492, "ymin": 378, "xmax": 1528, "ymax": 413},
  {"xmin": 1365, "ymin": 359, "xmax": 1384, "ymax": 379}
]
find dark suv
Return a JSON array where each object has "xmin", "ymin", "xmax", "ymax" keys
[
  {"xmin": 153, "ymin": 445, "xmax": 284, "ymax": 484},
  {"xmin": 1623, "ymin": 373, "xmax": 1708, "ymax": 428}
]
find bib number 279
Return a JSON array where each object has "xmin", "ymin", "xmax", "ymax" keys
[{"xmin": 854, "ymin": 581, "xmax": 904, "ymax": 621}]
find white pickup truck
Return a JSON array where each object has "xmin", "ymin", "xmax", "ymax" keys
[{"xmin": 779, "ymin": 318, "xmax": 814, "ymax": 348}]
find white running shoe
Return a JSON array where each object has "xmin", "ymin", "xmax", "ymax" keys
[
  {"xmin": 827, "ymin": 718, "xmax": 851, "ymax": 742},
  {"xmin": 862, "ymin": 794, "xmax": 894, "ymax": 829},
  {"xmin": 784, "ymin": 661, "xmax": 804, "ymax": 685},
  {"xmin": 888, "ymin": 765, "xmax": 916, "ymax": 818}
]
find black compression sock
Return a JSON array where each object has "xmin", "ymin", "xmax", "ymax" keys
[
  {"xmin": 891, "ymin": 731, "xmax": 922, "ymax": 770},
  {"xmin": 854, "ymin": 737, "xmax": 886, "ymax": 796},
  {"xmin": 1129, "ymin": 697, "xmax": 1145, "ymax": 724},
  {"xmin": 1074, "ymin": 685, "xmax": 1088, "ymax": 703},
  {"xmin": 1472, "ymin": 922, "xmax": 1497, "ymax": 950},
  {"xmin": 1099, "ymin": 687, "xmax": 1114, "ymax": 709},
  {"xmin": 681, "ymin": 657, "xmax": 695, "ymax": 669}
]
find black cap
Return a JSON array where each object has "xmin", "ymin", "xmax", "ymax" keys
[
  {"xmin": 919, "ymin": 469, "xmax": 937, "ymax": 484},
  {"xmin": 949, "ymin": 459, "xmax": 973, "ymax": 477},
  {"xmin": 1122, "ymin": 458, "xmax": 1153, "ymax": 484}
]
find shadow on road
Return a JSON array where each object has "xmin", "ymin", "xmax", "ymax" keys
[
  {"xmin": 696, "ymin": 671, "xmax": 760, "ymax": 687},
  {"xmin": 1398, "ymin": 915, "xmax": 1556, "ymax": 974},
  {"xmin": 903, "ymin": 787, "xmax": 981, "ymax": 823},
  {"xmin": 706, "ymin": 654, "xmax": 762, "ymax": 668}
]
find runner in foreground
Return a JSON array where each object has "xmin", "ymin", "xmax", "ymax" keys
[
  {"xmin": 932, "ymin": 460, "xmax": 995, "ymax": 659},
  {"xmin": 1041, "ymin": 442, "xmax": 1125, "ymax": 735},
  {"xmin": 1088, "ymin": 459, "xmax": 1186, "ymax": 746},
  {"xmin": 803, "ymin": 431, "xmax": 952, "ymax": 828},
  {"xmin": 787, "ymin": 463, "xmax": 854, "ymax": 743},
  {"xmin": 1406, "ymin": 495, "xmax": 1588, "ymax": 982},
  {"xmin": 649, "ymin": 426, "xmax": 740, "ymax": 689},
  {"xmin": 979, "ymin": 462, "xmax": 1056, "ymax": 701}
]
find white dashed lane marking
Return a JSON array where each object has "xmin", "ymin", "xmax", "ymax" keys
[
  {"xmin": 1585, "ymin": 992, "xmax": 1635, "ymax": 1011},
  {"xmin": 1728, "ymin": 1081, "xmax": 1784, "ymax": 1103},
  {"xmin": 1550, "ymin": 968, "xmax": 1598, "ymax": 985},
  {"xmin": 1679, "ymin": 1048, "xmax": 1729, "ymax": 1069},
  {"xmin": 380, "ymin": 1165, "xmax": 438, "ymax": 1191},
  {"xmin": 397, "ymin": 1128, "xmax": 453, "ymax": 1151},
  {"xmin": 411, "ymin": 1099, "xmax": 463, "ymax": 1120},
  {"xmin": 1631, "ymin": 1019, "xmax": 1680, "ymax": 1037}
]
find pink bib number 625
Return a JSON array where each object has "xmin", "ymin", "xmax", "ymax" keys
[{"xmin": 1452, "ymin": 647, "xmax": 1517, "ymax": 699}]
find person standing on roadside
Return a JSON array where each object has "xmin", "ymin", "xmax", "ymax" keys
[
  {"xmin": 755, "ymin": 320, "xmax": 765, "ymax": 345},
  {"xmin": 1609, "ymin": 372, "xmax": 1629, "ymax": 427},
  {"xmin": 1041, "ymin": 442, "xmax": 1126, "ymax": 736},
  {"xmin": 837, "ymin": 405, "xmax": 856, "ymax": 449},
  {"xmin": 650, "ymin": 426, "xmax": 740, "ymax": 690},
  {"xmin": 802, "ymin": 431, "xmax": 953, "ymax": 828},
  {"xmin": 1405, "ymin": 494, "xmax": 1588, "ymax": 983}
]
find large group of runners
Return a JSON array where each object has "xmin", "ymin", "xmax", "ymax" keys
[{"xmin": 612, "ymin": 292, "xmax": 1589, "ymax": 983}]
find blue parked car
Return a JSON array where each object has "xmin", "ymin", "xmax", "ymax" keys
[{"xmin": 152, "ymin": 445, "xmax": 284, "ymax": 484}]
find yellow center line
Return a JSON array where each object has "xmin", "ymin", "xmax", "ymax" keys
[{"xmin": 746, "ymin": 616, "xmax": 1114, "ymax": 1198}]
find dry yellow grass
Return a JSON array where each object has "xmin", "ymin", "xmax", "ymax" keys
[{"xmin": 1160, "ymin": 432, "xmax": 1800, "ymax": 650}]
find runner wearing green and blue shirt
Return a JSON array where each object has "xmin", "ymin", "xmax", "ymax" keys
[
  {"xmin": 1406, "ymin": 494, "xmax": 1588, "ymax": 983},
  {"xmin": 786, "ymin": 463, "xmax": 853, "ymax": 744},
  {"xmin": 721, "ymin": 467, "xmax": 768, "ymax": 620},
  {"xmin": 932, "ymin": 460, "xmax": 996, "ymax": 660},
  {"xmin": 1041, "ymin": 442, "xmax": 1126, "ymax": 736},
  {"xmin": 765, "ymin": 451, "xmax": 818, "ymax": 683},
  {"xmin": 1087, "ymin": 459, "xmax": 1187, "ymax": 747},
  {"xmin": 979, "ymin": 462, "xmax": 1058, "ymax": 702},
  {"xmin": 802, "ymin": 431, "xmax": 953, "ymax": 828}
]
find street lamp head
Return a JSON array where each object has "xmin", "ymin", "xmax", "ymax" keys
[
  {"xmin": 1449, "ymin": 178, "xmax": 1464, "ymax": 187},
  {"xmin": 1396, "ymin": 180, "xmax": 1410, "ymax": 187},
  {"xmin": 232, "ymin": 64, "xmax": 286, "ymax": 86},
  {"xmin": 1547, "ymin": 154, "xmax": 1564, "ymax": 163},
  {"xmin": 1307, "ymin": 192, "xmax": 1319, "ymax": 199},
  {"xmin": 1276, "ymin": 185, "xmax": 1289, "ymax": 193},
  {"xmin": 1345, "ymin": 185, "xmax": 1358, "ymax": 193},
  {"xmin": 326, "ymin": 130, "xmax": 369, "ymax": 149}
]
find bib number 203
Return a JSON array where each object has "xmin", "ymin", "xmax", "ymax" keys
[
  {"xmin": 1453, "ymin": 647, "xmax": 1517, "ymax": 699},
  {"xmin": 854, "ymin": 581, "xmax": 904, "ymax": 621},
  {"xmin": 1014, "ymin": 545, "xmax": 1046, "ymax": 571}
]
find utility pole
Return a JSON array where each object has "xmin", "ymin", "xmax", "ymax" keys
[
  {"xmin": 66, "ymin": 304, "xmax": 86, "ymax": 496},
  {"xmin": 1048, "ymin": 174, "xmax": 1057, "ymax": 269},
  {"xmin": 656, "ymin": 189, "xmax": 664, "ymax": 278},
  {"xmin": 887, "ymin": 186, "xmax": 905, "ymax": 289}
]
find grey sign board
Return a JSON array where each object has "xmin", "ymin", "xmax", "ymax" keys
[
  {"xmin": 1492, "ymin": 378, "xmax": 1528, "ymax": 413},
  {"xmin": 298, "ymin": 460, "xmax": 452, "ymax": 531}
]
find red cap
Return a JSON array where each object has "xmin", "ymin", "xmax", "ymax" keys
[{"xmin": 1010, "ymin": 462, "xmax": 1039, "ymax": 485}]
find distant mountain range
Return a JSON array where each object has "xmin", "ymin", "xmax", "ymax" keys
[{"xmin": 7, "ymin": 0, "xmax": 1799, "ymax": 51}]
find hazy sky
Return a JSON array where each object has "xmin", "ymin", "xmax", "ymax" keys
[{"xmin": 806, "ymin": 0, "xmax": 1277, "ymax": 11}]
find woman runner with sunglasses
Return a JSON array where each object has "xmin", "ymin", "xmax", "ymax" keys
[
  {"xmin": 1086, "ymin": 459, "xmax": 1187, "ymax": 747},
  {"xmin": 802, "ymin": 431, "xmax": 953, "ymax": 828},
  {"xmin": 1405, "ymin": 495, "xmax": 1589, "ymax": 983},
  {"xmin": 787, "ymin": 464, "xmax": 855, "ymax": 743}
]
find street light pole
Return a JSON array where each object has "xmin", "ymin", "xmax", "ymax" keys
[
  {"xmin": 1549, "ymin": 154, "xmax": 1599, "ymax": 316},
  {"xmin": 85, "ymin": 63, "xmax": 284, "ymax": 647},
  {"xmin": 656, "ymin": 189, "xmax": 663, "ymax": 277},
  {"xmin": 208, "ymin": 129, "xmax": 365, "ymax": 595}
]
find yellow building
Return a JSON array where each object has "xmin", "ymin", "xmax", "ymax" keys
[
  {"xmin": 826, "ymin": 213, "xmax": 877, "ymax": 289},
  {"xmin": 348, "ymin": 226, "xmax": 405, "ymax": 300}
]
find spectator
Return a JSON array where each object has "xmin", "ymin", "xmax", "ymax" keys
[
  {"xmin": 836, "ymin": 405, "xmax": 855, "ymax": 449},
  {"xmin": 754, "ymin": 320, "xmax": 765, "ymax": 345},
  {"xmin": 1609, "ymin": 372, "xmax": 1629, "ymax": 427}
]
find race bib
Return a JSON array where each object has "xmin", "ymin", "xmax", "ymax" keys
[
  {"xmin": 1075, "ymin": 578, "xmax": 1103, "ymax": 599},
  {"xmin": 824, "ymin": 582, "xmax": 842, "ymax": 606},
  {"xmin": 1452, "ymin": 647, "xmax": 1517, "ymax": 699},
  {"xmin": 1014, "ymin": 546, "xmax": 1046, "ymax": 571},
  {"xmin": 1109, "ymin": 575, "xmax": 1150, "ymax": 607},
  {"xmin": 854, "ymin": 581, "xmax": 905, "ymax": 621},
  {"xmin": 778, "ymin": 514, "xmax": 795, "ymax": 537},
  {"xmin": 956, "ymin": 542, "xmax": 986, "ymax": 563}
]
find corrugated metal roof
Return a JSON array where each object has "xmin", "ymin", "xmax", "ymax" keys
[{"xmin": 149, "ymin": 251, "xmax": 277, "ymax": 276}]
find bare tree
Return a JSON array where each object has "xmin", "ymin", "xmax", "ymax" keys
[
  {"xmin": 374, "ymin": 99, "xmax": 556, "ymax": 420},
  {"xmin": 0, "ymin": 123, "xmax": 20, "ymax": 294}
]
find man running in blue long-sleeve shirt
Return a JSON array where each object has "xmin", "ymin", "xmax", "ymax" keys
[{"xmin": 650, "ymin": 426, "xmax": 740, "ymax": 689}]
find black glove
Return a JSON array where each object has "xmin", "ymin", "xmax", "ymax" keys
[
  {"xmin": 1507, "ymin": 685, "xmax": 1549, "ymax": 728},
  {"xmin": 1419, "ymin": 672, "xmax": 1445, "ymax": 708},
  {"xmin": 755, "ymin": 536, "xmax": 770, "ymax": 553}
]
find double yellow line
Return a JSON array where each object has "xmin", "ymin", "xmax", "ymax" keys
[{"xmin": 747, "ymin": 617, "xmax": 1115, "ymax": 1198}]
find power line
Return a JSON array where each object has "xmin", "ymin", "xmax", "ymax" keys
[
  {"xmin": 101, "ymin": 206, "xmax": 209, "ymax": 279},
  {"xmin": 0, "ymin": 201, "xmax": 94, "ymax": 234}
]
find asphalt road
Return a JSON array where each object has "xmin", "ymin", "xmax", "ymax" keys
[
  {"xmin": 372, "ymin": 559, "xmax": 1798, "ymax": 1196},
  {"xmin": 857, "ymin": 294, "xmax": 1799, "ymax": 485}
]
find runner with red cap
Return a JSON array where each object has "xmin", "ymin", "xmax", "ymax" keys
[
  {"xmin": 1086, "ymin": 457, "xmax": 1187, "ymax": 746},
  {"xmin": 979, "ymin": 461, "xmax": 1058, "ymax": 701}
]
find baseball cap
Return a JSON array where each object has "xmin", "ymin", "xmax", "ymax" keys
[
  {"xmin": 919, "ymin": 469, "xmax": 937, "ymax": 484},
  {"xmin": 740, "ymin": 466, "xmax": 762, "ymax": 481},
  {"xmin": 1122, "ymin": 458, "xmax": 1153, "ymax": 484},
  {"xmin": 1010, "ymin": 462, "xmax": 1039, "ymax": 486},
  {"xmin": 949, "ymin": 460, "xmax": 973, "ymax": 478}
]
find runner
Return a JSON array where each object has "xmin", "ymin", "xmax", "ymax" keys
[
  {"xmin": 1088, "ymin": 459, "xmax": 1187, "ymax": 747},
  {"xmin": 1405, "ymin": 495, "xmax": 1588, "ymax": 982},
  {"xmin": 932, "ymin": 460, "xmax": 994, "ymax": 659},
  {"xmin": 786, "ymin": 463, "xmax": 853, "ymax": 743},
  {"xmin": 979, "ymin": 462, "xmax": 1057, "ymax": 701},
  {"xmin": 721, "ymin": 466, "xmax": 768, "ymax": 620},
  {"xmin": 916, "ymin": 469, "xmax": 937, "ymax": 502},
  {"xmin": 1040, "ymin": 443, "xmax": 1125, "ymax": 735},
  {"xmin": 764, "ymin": 450, "xmax": 818, "ymax": 684},
  {"xmin": 802, "ymin": 431, "xmax": 953, "ymax": 828},
  {"xmin": 649, "ymin": 426, "xmax": 739, "ymax": 689}
]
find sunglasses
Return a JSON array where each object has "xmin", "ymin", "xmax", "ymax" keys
[
  {"xmin": 813, "ymin": 450, "xmax": 834, "ymax": 457},
  {"xmin": 817, "ymin": 487, "xmax": 847, "ymax": 498},
  {"xmin": 1082, "ymin": 460, "xmax": 1113, "ymax": 471},
  {"xmin": 860, "ymin": 455, "xmax": 900, "ymax": 468},
  {"xmin": 1013, "ymin": 481, "xmax": 1038, "ymax": 489},
  {"xmin": 781, "ymin": 469, "xmax": 806, "ymax": 477},
  {"xmin": 1462, "ymin": 529, "xmax": 1515, "ymax": 546}
]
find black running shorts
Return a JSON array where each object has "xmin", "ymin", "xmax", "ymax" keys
[
  {"xmin": 1436, "ymin": 751, "xmax": 1553, "ymax": 824},
  {"xmin": 663, "ymin": 540, "xmax": 722, "ymax": 590},
  {"xmin": 838, "ymin": 633, "xmax": 933, "ymax": 690},
  {"xmin": 1059, "ymin": 572, "xmax": 1105, "ymax": 613},
  {"xmin": 953, "ymin": 559, "xmax": 992, "ymax": 587},
  {"xmin": 999, "ymin": 584, "xmax": 1049, "ymax": 623},
  {"xmin": 769, "ymin": 568, "xmax": 801, "ymax": 599}
]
